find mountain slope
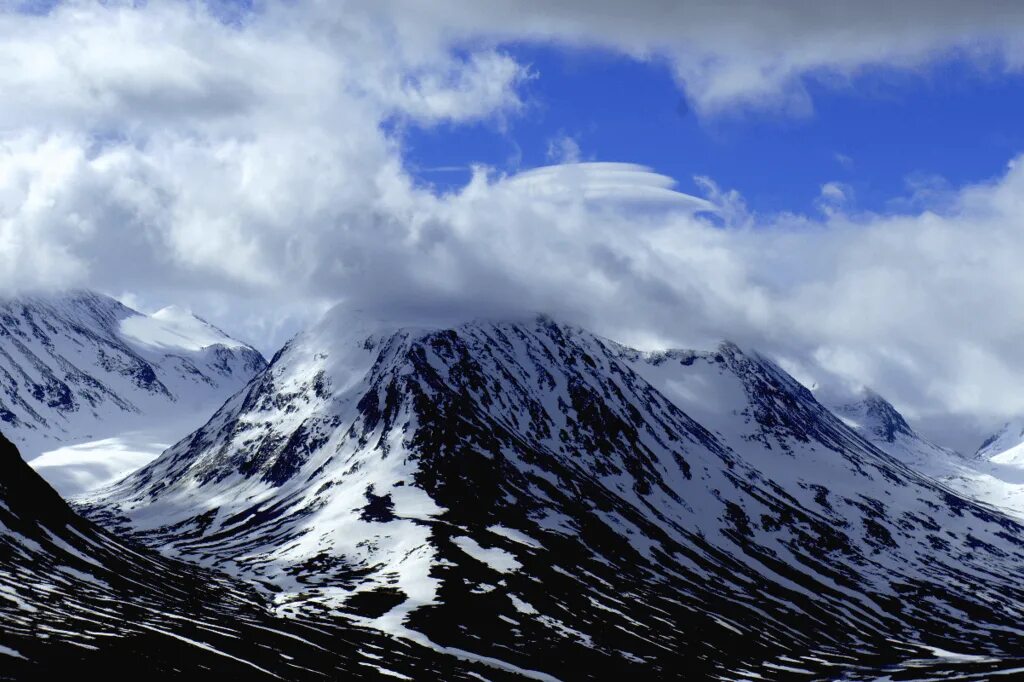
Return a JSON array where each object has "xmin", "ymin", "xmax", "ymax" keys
[
  {"xmin": 86, "ymin": 308, "xmax": 1024, "ymax": 679},
  {"xmin": 825, "ymin": 388, "xmax": 966, "ymax": 470},
  {"xmin": 826, "ymin": 390, "xmax": 1024, "ymax": 521},
  {"xmin": 0, "ymin": 430, "xmax": 535, "ymax": 680},
  {"xmin": 0, "ymin": 290, "xmax": 266, "ymax": 462},
  {"xmin": 977, "ymin": 418, "xmax": 1024, "ymax": 461}
]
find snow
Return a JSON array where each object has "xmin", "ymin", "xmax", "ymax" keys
[
  {"xmin": 508, "ymin": 594, "xmax": 537, "ymax": 615},
  {"xmin": 134, "ymin": 623, "xmax": 282, "ymax": 678},
  {"xmin": 120, "ymin": 305, "xmax": 246, "ymax": 352},
  {"xmin": 487, "ymin": 524, "xmax": 541, "ymax": 549},
  {"xmin": 919, "ymin": 646, "xmax": 996, "ymax": 663},
  {"xmin": 713, "ymin": 617, "xmax": 743, "ymax": 635},
  {"xmin": 359, "ymin": 663, "xmax": 412, "ymax": 680},
  {"xmin": 0, "ymin": 291, "xmax": 265, "ymax": 461},
  {"xmin": 381, "ymin": 626, "xmax": 562, "ymax": 682},
  {"xmin": 0, "ymin": 583, "xmax": 38, "ymax": 613},
  {"xmin": 29, "ymin": 427, "xmax": 178, "ymax": 497},
  {"xmin": 452, "ymin": 536, "xmax": 521, "ymax": 573},
  {"xmin": 0, "ymin": 644, "xmax": 26, "ymax": 659},
  {"xmin": 82, "ymin": 310, "xmax": 1024, "ymax": 677},
  {"xmin": 823, "ymin": 389, "xmax": 1024, "ymax": 521},
  {"xmin": 976, "ymin": 418, "xmax": 1024, "ymax": 460}
]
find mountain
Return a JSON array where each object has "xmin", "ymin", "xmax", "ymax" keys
[
  {"xmin": 85, "ymin": 307, "xmax": 1024, "ymax": 680},
  {"xmin": 829, "ymin": 388, "xmax": 916, "ymax": 445},
  {"xmin": 0, "ymin": 429, "xmax": 533, "ymax": 680},
  {"xmin": 976, "ymin": 418, "xmax": 1024, "ymax": 460},
  {"xmin": 826, "ymin": 390, "xmax": 1024, "ymax": 521},
  {"xmin": 0, "ymin": 291, "xmax": 266, "ymax": 492},
  {"xmin": 826, "ymin": 388, "xmax": 961, "ymax": 469}
]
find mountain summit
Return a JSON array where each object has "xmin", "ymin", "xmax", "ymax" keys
[
  {"xmin": 86, "ymin": 305, "xmax": 1024, "ymax": 679},
  {"xmin": 976, "ymin": 418, "xmax": 1024, "ymax": 461}
]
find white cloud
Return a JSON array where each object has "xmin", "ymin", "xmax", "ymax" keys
[
  {"xmin": 370, "ymin": 0, "xmax": 1024, "ymax": 114},
  {"xmin": 816, "ymin": 181, "xmax": 851, "ymax": 215},
  {"xmin": 498, "ymin": 162, "xmax": 715, "ymax": 211},
  {"xmin": 819, "ymin": 182, "xmax": 849, "ymax": 204},
  {"xmin": 5, "ymin": 1, "xmax": 1024, "ymax": 450},
  {"xmin": 546, "ymin": 133, "xmax": 581, "ymax": 164},
  {"xmin": 834, "ymin": 153, "xmax": 855, "ymax": 169}
]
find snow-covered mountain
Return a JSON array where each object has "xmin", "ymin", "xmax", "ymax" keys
[
  {"xmin": 0, "ymin": 429, "xmax": 533, "ymax": 679},
  {"xmin": 0, "ymin": 290, "xmax": 266, "ymax": 464},
  {"xmin": 84, "ymin": 306, "xmax": 1024, "ymax": 679},
  {"xmin": 826, "ymin": 388, "xmax": 961, "ymax": 468},
  {"xmin": 976, "ymin": 418, "xmax": 1024, "ymax": 460},
  {"xmin": 826, "ymin": 390, "xmax": 1024, "ymax": 521}
]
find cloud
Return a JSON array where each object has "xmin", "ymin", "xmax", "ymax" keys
[
  {"xmin": 369, "ymin": 0, "xmax": 1024, "ymax": 114},
  {"xmin": 816, "ymin": 181, "xmax": 852, "ymax": 215},
  {"xmin": 834, "ymin": 153, "xmax": 855, "ymax": 169},
  {"xmin": 5, "ymin": 0, "xmax": 1024, "ymax": 449},
  {"xmin": 819, "ymin": 182, "xmax": 849, "ymax": 204},
  {"xmin": 498, "ymin": 162, "xmax": 715, "ymax": 210},
  {"xmin": 546, "ymin": 133, "xmax": 581, "ymax": 164}
]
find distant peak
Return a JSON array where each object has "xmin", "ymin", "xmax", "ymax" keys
[
  {"xmin": 120, "ymin": 305, "xmax": 250, "ymax": 353},
  {"xmin": 825, "ymin": 386, "xmax": 915, "ymax": 443},
  {"xmin": 976, "ymin": 418, "xmax": 1024, "ymax": 459}
]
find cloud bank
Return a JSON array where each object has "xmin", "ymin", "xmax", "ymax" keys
[{"xmin": 4, "ymin": 1, "xmax": 1024, "ymax": 449}]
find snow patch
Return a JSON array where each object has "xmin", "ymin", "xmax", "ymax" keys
[
  {"xmin": 453, "ymin": 536, "xmax": 521, "ymax": 573},
  {"xmin": 120, "ymin": 306, "xmax": 246, "ymax": 352},
  {"xmin": 30, "ymin": 428, "xmax": 177, "ymax": 497}
]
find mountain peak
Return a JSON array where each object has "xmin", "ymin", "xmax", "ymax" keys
[
  {"xmin": 976, "ymin": 417, "xmax": 1024, "ymax": 460},
  {"xmin": 151, "ymin": 303, "xmax": 192, "ymax": 319},
  {"xmin": 121, "ymin": 304, "xmax": 250, "ymax": 352},
  {"xmin": 314, "ymin": 301, "xmax": 550, "ymax": 342},
  {"xmin": 0, "ymin": 289, "xmax": 267, "ymax": 473},
  {"xmin": 852, "ymin": 388, "xmax": 916, "ymax": 443},
  {"xmin": 814, "ymin": 384, "xmax": 915, "ymax": 444},
  {"xmin": 87, "ymin": 310, "xmax": 1024, "ymax": 678}
]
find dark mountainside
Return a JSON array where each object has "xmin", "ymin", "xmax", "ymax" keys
[
  {"xmin": 79, "ymin": 310, "xmax": 1024, "ymax": 680},
  {"xmin": 0, "ymin": 431, "xmax": 528, "ymax": 680}
]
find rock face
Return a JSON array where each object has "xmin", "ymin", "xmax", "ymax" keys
[
  {"xmin": 84, "ymin": 306, "xmax": 1024, "ymax": 679},
  {"xmin": 0, "ymin": 430, "xmax": 534, "ymax": 680},
  {"xmin": 832, "ymin": 389, "xmax": 917, "ymax": 444},
  {"xmin": 0, "ymin": 290, "xmax": 266, "ymax": 458}
]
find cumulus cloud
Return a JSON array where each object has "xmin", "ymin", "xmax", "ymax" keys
[
  {"xmin": 5, "ymin": 0, "xmax": 1024, "ymax": 449},
  {"xmin": 815, "ymin": 181, "xmax": 852, "ymax": 215},
  {"xmin": 372, "ymin": 0, "xmax": 1024, "ymax": 114},
  {"xmin": 546, "ymin": 133, "xmax": 581, "ymax": 164}
]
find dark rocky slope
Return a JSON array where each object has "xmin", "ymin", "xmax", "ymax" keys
[{"xmin": 83, "ymin": 308, "xmax": 1024, "ymax": 679}]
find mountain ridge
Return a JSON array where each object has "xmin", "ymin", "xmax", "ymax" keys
[
  {"xmin": 0, "ymin": 289, "xmax": 266, "ymax": 462},
  {"xmin": 83, "ymin": 307, "xmax": 1024, "ymax": 679}
]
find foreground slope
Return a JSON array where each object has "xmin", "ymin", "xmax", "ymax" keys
[
  {"xmin": 0, "ymin": 431, "xmax": 522, "ymax": 680},
  {"xmin": 0, "ymin": 290, "xmax": 266, "ymax": 458},
  {"xmin": 88, "ymin": 308, "xmax": 1024, "ymax": 679}
]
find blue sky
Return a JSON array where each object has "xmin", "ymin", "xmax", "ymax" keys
[{"xmin": 404, "ymin": 44, "xmax": 1024, "ymax": 215}]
